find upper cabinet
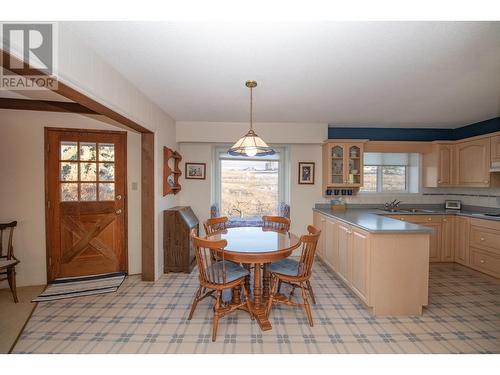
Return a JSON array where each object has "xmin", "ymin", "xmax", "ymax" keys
[
  {"xmin": 423, "ymin": 135, "xmax": 499, "ymax": 188},
  {"xmin": 422, "ymin": 142, "xmax": 455, "ymax": 187},
  {"xmin": 491, "ymin": 135, "xmax": 500, "ymax": 163},
  {"xmin": 455, "ymin": 138, "xmax": 491, "ymax": 187},
  {"xmin": 323, "ymin": 141, "xmax": 365, "ymax": 190}
]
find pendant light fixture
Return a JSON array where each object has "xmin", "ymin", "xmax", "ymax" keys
[{"xmin": 228, "ymin": 80, "xmax": 275, "ymax": 157}]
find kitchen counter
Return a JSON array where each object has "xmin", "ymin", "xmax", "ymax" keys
[
  {"xmin": 313, "ymin": 205, "xmax": 500, "ymax": 234},
  {"xmin": 313, "ymin": 207, "xmax": 434, "ymax": 233}
]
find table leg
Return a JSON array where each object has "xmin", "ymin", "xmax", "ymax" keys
[
  {"xmin": 263, "ymin": 263, "xmax": 270, "ymax": 300},
  {"xmin": 244, "ymin": 264, "xmax": 251, "ymax": 294},
  {"xmin": 254, "ymin": 263, "xmax": 262, "ymax": 307},
  {"xmin": 231, "ymin": 284, "xmax": 241, "ymax": 305},
  {"xmin": 251, "ymin": 262, "xmax": 272, "ymax": 331}
]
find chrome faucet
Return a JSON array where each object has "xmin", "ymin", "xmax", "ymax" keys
[{"xmin": 384, "ymin": 199, "xmax": 401, "ymax": 210}]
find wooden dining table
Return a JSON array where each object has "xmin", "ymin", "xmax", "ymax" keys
[{"xmin": 206, "ymin": 226, "xmax": 300, "ymax": 331}]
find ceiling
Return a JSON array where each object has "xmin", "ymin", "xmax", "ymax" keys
[{"xmin": 65, "ymin": 21, "xmax": 500, "ymax": 128}]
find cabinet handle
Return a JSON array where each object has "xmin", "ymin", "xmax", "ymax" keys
[
  {"xmin": 480, "ymin": 259, "xmax": 485, "ymax": 264},
  {"xmin": 427, "ymin": 217, "xmax": 432, "ymax": 221},
  {"xmin": 438, "ymin": 180, "xmax": 441, "ymax": 184},
  {"xmin": 443, "ymin": 218, "xmax": 447, "ymax": 222},
  {"xmin": 480, "ymin": 237, "xmax": 485, "ymax": 241},
  {"xmin": 400, "ymin": 217, "xmax": 405, "ymax": 221},
  {"xmin": 115, "ymin": 209, "xmax": 122, "ymax": 215},
  {"xmin": 484, "ymin": 180, "xmax": 489, "ymax": 184}
]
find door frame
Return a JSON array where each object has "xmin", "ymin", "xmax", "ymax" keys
[{"xmin": 44, "ymin": 127, "xmax": 128, "ymax": 282}]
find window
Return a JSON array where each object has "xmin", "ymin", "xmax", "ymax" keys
[
  {"xmin": 59, "ymin": 141, "xmax": 115, "ymax": 201},
  {"xmin": 214, "ymin": 147, "xmax": 287, "ymax": 220},
  {"xmin": 360, "ymin": 153, "xmax": 419, "ymax": 193}
]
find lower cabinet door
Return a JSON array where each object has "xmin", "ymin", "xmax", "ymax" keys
[
  {"xmin": 426, "ymin": 223, "xmax": 442, "ymax": 262},
  {"xmin": 441, "ymin": 217, "xmax": 454, "ymax": 261},
  {"xmin": 325, "ymin": 219, "xmax": 339, "ymax": 271},
  {"xmin": 455, "ymin": 216, "xmax": 470, "ymax": 265},
  {"xmin": 337, "ymin": 223, "xmax": 351, "ymax": 284},
  {"xmin": 350, "ymin": 228, "xmax": 369, "ymax": 302}
]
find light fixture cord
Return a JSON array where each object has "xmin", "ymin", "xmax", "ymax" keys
[{"xmin": 249, "ymin": 86, "xmax": 253, "ymax": 130}]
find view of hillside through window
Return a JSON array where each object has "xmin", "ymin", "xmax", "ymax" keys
[{"xmin": 220, "ymin": 159, "xmax": 279, "ymax": 219}]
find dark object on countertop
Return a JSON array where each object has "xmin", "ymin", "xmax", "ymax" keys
[{"xmin": 484, "ymin": 213, "xmax": 500, "ymax": 217}]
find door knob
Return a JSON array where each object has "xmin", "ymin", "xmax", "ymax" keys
[
  {"xmin": 116, "ymin": 195, "xmax": 123, "ymax": 200},
  {"xmin": 116, "ymin": 209, "xmax": 122, "ymax": 215}
]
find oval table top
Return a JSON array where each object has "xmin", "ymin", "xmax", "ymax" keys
[{"xmin": 206, "ymin": 226, "xmax": 300, "ymax": 263}]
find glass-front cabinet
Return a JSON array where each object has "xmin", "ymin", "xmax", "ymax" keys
[{"xmin": 323, "ymin": 141, "xmax": 365, "ymax": 189}]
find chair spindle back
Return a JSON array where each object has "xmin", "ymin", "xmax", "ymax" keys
[
  {"xmin": 262, "ymin": 216, "xmax": 290, "ymax": 232},
  {"xmin": 204, "ymin": 216, "xmax": 229, "ymax": 235},
  {"xmin": 296, "ymin": 225, "xmax": 321, "ymax": 278},
  {"xmin": 0, "ymin": 221, "xmax": 17, "ymax": 260},
  {"xmin": 192, "ymin": 234, "xmax": 228, "ymax": 285}
]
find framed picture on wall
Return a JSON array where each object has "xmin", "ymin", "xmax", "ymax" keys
[
  {"xmin": 185, "ymin": 162, "xmax": 206, "ymax": 180},
  {"xmin": 298, "ymin": 162, "xmax": 315, "ymax": 184}
]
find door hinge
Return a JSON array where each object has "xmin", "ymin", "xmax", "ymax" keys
[
  {"xmin": 47, "ymin": 200, "xmax": 51, "ymax": 209},
  {"xmin": 47, "ymin": 144, "xmax": 50, "ymax": 153},
  {"xmin": 48, "ymin": 257, "xmax": 52, "ymax": 266}
]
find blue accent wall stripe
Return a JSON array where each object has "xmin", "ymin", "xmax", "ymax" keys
[{"xmin": 328, "ymin": 117, "xmax": 500, "ymax": 141}]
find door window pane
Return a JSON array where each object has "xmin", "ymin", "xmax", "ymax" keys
[
  {"xmin": 99, "ymin": 163, "xmax": 115, "ymax": 181},
  {"xmin": 60, "ymin": 162, "xmax": 78, "ymax": 181},
  {"xmin": 60, "ymin": 142, "xmax": 78, "ymax": 161},
  {"xmin": 80, "ymin": 143, "xmax": 97, "ymax": 161},
  {"xmin": 80, "ymin": 163, "xmax": 97, "ymax": 181},
  {"xmin": 99, "ymin": 144, "xmax": 115, "ymax": 161},
  {"xmin": 80, "ymin": 183, "xmax": 97, "ymax": 201},
  {"xmin": 99, "ymin": 183, "xmax": 115, "ymax": 201},
  {"xmin": 61, "ymin": 183, "xmax": 78, "ymax": 201}
]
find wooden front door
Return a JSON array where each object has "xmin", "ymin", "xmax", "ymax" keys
[{"xmin": 45, "ymin": 128, "xmax": 127, "ymax": 282}]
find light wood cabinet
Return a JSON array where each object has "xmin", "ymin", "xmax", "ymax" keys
[
  {"xmin": 386, "ymin": 214, "xmax": 457, "ymax": 262},
  {"xmin": 441, "ymin": 216, "xmax": 454, "ymax": 262},
  {"xmin": 426, "ymin": 223, "xmax": 442, "ymax": 262},
  {"xmin": 325, "ymin": 219, "xmax": 339, "ymax": 271},
  {"xmin": 454, "ymin": 216, "xmax": 470, "ymax": 266},
  {"xmin": 350, "ymin": 228, "xmax": 369, "ymax": 302},
  {"xmin": 491, "ymin": 135, "xmax": 500, "ymax": 163},
  {"xmin": 423, "ymin": 143, "xmax": 455, "ymax": 187},
  {"xmin": 313, "ymin": 212, "xmax": 326, "ymax": 259},
  {"xmin": 455, "ymin": 138, "xmax": 491, "ymax": 187},
  {"xmin": 337, "ymin": 222, "xmax": 351, "ymax": 284},
  {"xmin": 312, "ymin": 211, "xmax": 430, "ymax": 315},
  {"xmin": 322, "ymin": 141, "xmax": 365, "ymax": 193}
]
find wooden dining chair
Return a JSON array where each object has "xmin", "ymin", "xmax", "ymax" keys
[
  {"xmin": 262, "ymin": 215, "xmax": 290, "ymax": 232},
  {"xmin": 0, "ymin": 221, "xmax": 19, "ymax": 303},
  {"xmin": 188, "ymin": 234, "xmax": 254, "ymax": 341},
  {"xmin": 266, "ymin": 225, "xmax": 321, "ymax": 326},
  {"xmin": 204, "ymin": 216, "xmax": 229, "ymax": 235}
]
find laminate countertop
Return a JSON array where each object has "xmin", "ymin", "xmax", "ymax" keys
[{"xmin": 313, "ymin": 206, "xmax": 500, "ymax": 234}]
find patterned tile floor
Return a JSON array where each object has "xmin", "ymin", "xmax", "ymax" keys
[{"xmin": 12, "ymin": 262, "xmax": 500, "ymax": 353}]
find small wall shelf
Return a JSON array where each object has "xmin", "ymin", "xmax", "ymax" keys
[{"xmin": 163, "ymin": 146, "xmax": 182, "ymax": 196}]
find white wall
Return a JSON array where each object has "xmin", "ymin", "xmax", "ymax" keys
[{"xmin": 0, "ymin": 109, "xmax": 142, "ymax": 288}]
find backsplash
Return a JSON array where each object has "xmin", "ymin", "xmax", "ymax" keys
[{"xmin": 320, "ymin": 187, "xmax": 500, "ymax": 208}]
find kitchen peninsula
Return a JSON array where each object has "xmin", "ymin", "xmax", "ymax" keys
[{"xmin": 313, "ymin": 206, "xmax": 433, "ymax": 316}]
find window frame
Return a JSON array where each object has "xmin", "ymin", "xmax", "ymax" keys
[
  {"xmin": 212, "ymin": 145, "xmax": 288, "ymax": 218},
  {"xmin": 360, "ymin": 165, "xmax": 410, "ymax": 194}
]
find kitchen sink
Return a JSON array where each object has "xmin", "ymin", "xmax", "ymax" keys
[
  {"xmin": 381, "ymin": 208, "xmax": 436, "ymax": 213},
  {"xmin": 403, "ymin": 208, "xmax": 436, "ymax": 213}
]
